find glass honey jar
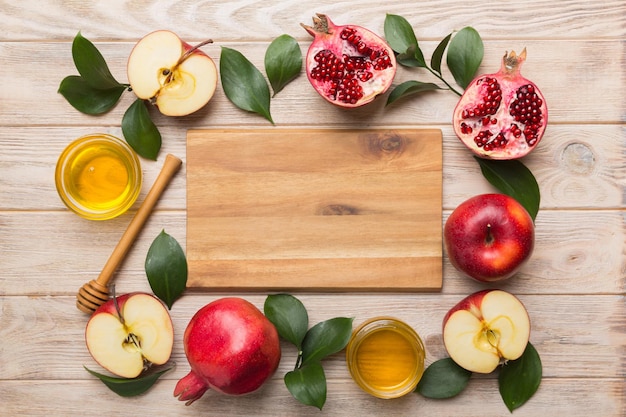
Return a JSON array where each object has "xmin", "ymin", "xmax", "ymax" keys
[
  {"xmin": 55, "ymin": 134, "xmax": 142, "ymax": 220},
  {"xmin": 346, "ymin": 316, "xmax": 425, "ymax": 399}
]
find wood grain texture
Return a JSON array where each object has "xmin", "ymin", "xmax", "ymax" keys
[
  {"xmin": 0, "ymin": 124, "xmax": 623, "ymax": 211},
  {"xmin": 1, "ymin": 40, "xmax": 624, "ymax": 126},
  {"xmin": 0, "ymin": 0, "xmax": 624, "ymax": 415},
  {"xmin": 186, "ymin": 129, "xmax": 442, "ymax": 290},
  {"xmin": 1, "ymin": 210, "xmax": 623, "ymax": 296},
  {"xmin": 0, "ymin": 0, "xmax": 624, "ymax": 40}
]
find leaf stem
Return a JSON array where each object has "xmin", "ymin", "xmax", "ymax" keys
[
  {"xmin": 425, "ymin": 66, "xmax": 462, "ymax": 96},
  {"xmin": 294, "ymin": 351, "xmax": 303, "ymax": 370}
]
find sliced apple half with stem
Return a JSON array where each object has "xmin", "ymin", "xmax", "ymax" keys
[
  {"xmin": 127, "ymin": 30, "xmax": 217, "ymax": 116},
  {"xmin": 442, "ymin": 289, "xmax": 530, "ymax": 374},
  {"xmin": 85, "ymin": 292, "xmax": 174, "ymax": 378}
]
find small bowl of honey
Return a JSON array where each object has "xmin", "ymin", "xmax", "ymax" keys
[
  {"xmin": 346, "ymin": 317, "xmax": 425, "ymax": 399},
  {"xmin": 55, "ymin": 133, "xmax": 142, "ymax": 220}
]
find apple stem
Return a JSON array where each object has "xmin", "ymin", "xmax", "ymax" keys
[
  {"xmin": 163, "ymin": 39, "xmax": 214, "ymax": 84},
  {"xmin": 181, "ymin": 39, "xmax": 214, "ymax": 63},
  {"xmin": 111, "ymin": 284, "xmax": 126, "ymax": 326},
  {"xmin": 485, "ymin": 223, "xmax": 495, "ymax": 245}
]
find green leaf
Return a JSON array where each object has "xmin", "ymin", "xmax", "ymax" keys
[
  {"xmin": 474, "ymin": 157, "xmax": 541, "ymax": 220},
  {"xmin": 431, "ymin": 33, "xmax": 452, "ymax": 75},
  {"xmin": 84, "ymin": 366, "xmax": 171, "ymax": 397},
  {"xmin": 121, "ymin": 98, "xmax": 162, "ymax": 160},
  {"xmin": 264, "ymin": 34, "xmax": 302, "ymax": 97},
  {"xmin": 395, "ymin": 45, "xmax": 427, "ymax": 68},
  {"xmin": 220, "ymin": 47, "xmax": 273, "ymax": 123},
  {"xmin": 499, "ymin": 342, "xmax": 542, "ymax": 412},
  {"xmin": 301, "ymin": 317, "xmax": 353, "ymax": 365},
  {"xmin": 72, "ymin": 32, "xmax": 125, "ymax": 90},
  {"xmin": 384, "ymin": 14, "xmax": 418, "ymax": 54},
  {"xmin": 145, "ymin": 230, "xmax": 187, "ymax": 309},
  {"xmin": 386, "ymin": 80, "xmax": 442, "ymax": 106},
  {"xmin": 384, "ymin": 15, "xmax": 426, "ymax": 68},
  {"xmin": 416, "ymin": 358, "xmax": 472, "ymax": 399},
  {"xmin": 447, "ymin": 27, "xmax": 483, "ymax": 89},
  {"xmin": 58, "ymin": 75, "xmax": 126, "ymax": 115},
  {"xmin": 264, "ymin": 294, "xmax": 308, "ymax": 349},
  {"xmin": 284, "ymin": 363, "xmax": 327, "ymax": 410}
]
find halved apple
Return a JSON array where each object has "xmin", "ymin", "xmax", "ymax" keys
[
  {"xmin": 442, "ymin": 289, "xmax": 530, "ymax": 374},
  {"xmin": 85, "ymin": 292, "xmax": 174, "ymax": 378},
  {"xmin": 127, "ymin": 30, "xmax": 217, "ymax": 116}
]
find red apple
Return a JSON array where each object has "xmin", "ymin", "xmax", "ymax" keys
[
  {"xmin": 127, "ymin": 30, "xmax": 217, "ymax": 116},
  {"xmin": 85, "ymin": 292, "xmax": 174, "ymax": 378},
  {"xmin": 174, "ymin": 297, "xmax": 281, "ymax": 405},
  {"xmin": 442, "ymin": 289, "xmax": 531, "ymax": 374},
  {"xmin": 444, "ymin": 193, "xmax": 534, "ymax": 282}
]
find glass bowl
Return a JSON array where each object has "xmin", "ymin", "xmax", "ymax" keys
[
  {"xmin": 55, "ymin": 134, "xmax": 142, "ymax": 220},
  {"xmin": 346, "ymin": 316, "xmax": 425, "ymax": 399}
]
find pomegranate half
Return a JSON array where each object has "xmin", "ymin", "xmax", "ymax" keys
[
  {"xmin": 301, "ymin": 13, "xmax": 396, "ymax": 108},
  {"xmin": 453, "ymin": 49, "xmax": 548, "ymax": 159}
]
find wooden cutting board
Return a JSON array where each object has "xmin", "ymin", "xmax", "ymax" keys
[{"xmin": 186, "ymin": 128, "xmax": 443, "ymax": 291}]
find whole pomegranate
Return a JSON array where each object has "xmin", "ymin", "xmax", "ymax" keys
[
  {"xmin": 173, "ymin": 297, "xmax": 281, "ymax": 405},
  {"xmin": 301, "ymin": 13, "xmax": 396, "ymax": 108},
  {"xmin": 453, "ymin": 49, "xmax": 547, "ymax": 159}
]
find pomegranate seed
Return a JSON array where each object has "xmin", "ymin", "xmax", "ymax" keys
[
  {"xmin": 462, "ymin": 77, "xmax": 502, "ymax": 119},
  {"xmin": 356, "ymin": 41, "xmax": 370, "ymax": 55},
  {"xmin": 474, "ymin": 130, "xmax": 493, "ymax": 147},
  {"xmin": 460, "ymin": 122, "xmax": 473, "ymax": 134},
  {"xmin": 340, "ymin": 28, "xmax": 355, "ymax": 39}
]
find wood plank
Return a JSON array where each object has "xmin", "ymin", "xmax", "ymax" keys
[
  {"xmin": 1, "ymin": 40, "xmax": 624, "ymax": 126},
  {"xmin": 1, "ymin": 210, "xmax": 623, "ymax": 295},
  {"xmin": 1, "ymin": 1, "xmax": 624, "ymax": 416},
  {"xmin": 0, "ymin": 124, "xmax": 623, "ymax": 211},
  {"xmin": 1, "ymin": 1, "xmax": 624, "ymax": 40},
  {"xmin": 1, "ymin": 294, "xmax": 624, "ymax": 380},
  {"xmin": 0, "ymin": 377, "xmax": 624, "ymax": 416},
  {"xmin": 186, "ymin": 128, "xmax": 443, "ymax": 291}
]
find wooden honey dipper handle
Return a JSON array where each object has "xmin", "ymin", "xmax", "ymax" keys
[{"xmin": 76, "ymin": 154, "xmax": 182, "ymax": 313}]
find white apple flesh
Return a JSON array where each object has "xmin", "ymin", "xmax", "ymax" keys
[
  {"xmin": 85, "ymin": 292, "xmax": 174, "ymax": 378},
  {"xmin": 127, "ymin": 30, "xmax": 217, "ymax": 116},
  {"xmin": 442, "ymin": 290, "xmax": 530, "ymax": 374}
]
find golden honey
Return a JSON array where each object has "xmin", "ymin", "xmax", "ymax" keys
[
  {"xmin": 55, "ymin": 134, "xmax": 141, "ymax": 220},
  {"xmin": 346, "ymin": 317, "xmax": 425, "ymax": 399}
]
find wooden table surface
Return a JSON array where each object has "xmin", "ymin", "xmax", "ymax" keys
[{"xmin": 1, "ymin": 1, "xmax": 624, "ymax": 416}]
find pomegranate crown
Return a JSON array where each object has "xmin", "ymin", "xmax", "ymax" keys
[
  {"xmin": 501, "ymin": 48, "xmax": 527, "ymax": 75},
  {"xmin": 301, "ymin": 13, "xmax": 336, "ymax": 37}
]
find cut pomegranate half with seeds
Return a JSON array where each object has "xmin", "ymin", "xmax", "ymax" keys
[
  {"xmin": 301, "ymin": 14, "xmax": 396, "ymax": 108},
  {"xmin": 453, "ymin": 49, "xmax": 548, "ymax": 159}
]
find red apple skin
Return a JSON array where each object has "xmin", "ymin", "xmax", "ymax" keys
[
  {"xmin": 442, "ymin": 289, "xmax": 490, "ymax": 327},
  {"xmin": 444, "ymin": 193, "xmax": 534, "ymax": 282},
  {"xmin": 174, "ymin": 297, "xmax": 280, "ymax": 404}
]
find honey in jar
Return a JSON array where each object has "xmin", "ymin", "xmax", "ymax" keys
[
  {"xmin": 55, "ymin": 134, "xmax": 142, "ymax": 220},
  {"xmin": 346, "ymin": 317, "xmax": 425, "ymax": 399}
]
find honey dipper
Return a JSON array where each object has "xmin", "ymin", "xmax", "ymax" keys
[{"xmin": 76, "ymin": 154, "xmax": 183, "ymax": 314}]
